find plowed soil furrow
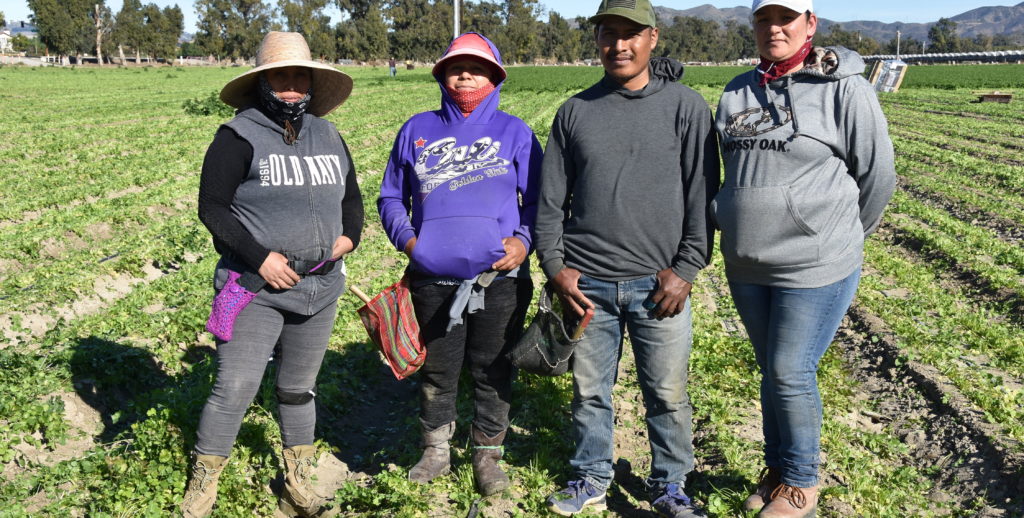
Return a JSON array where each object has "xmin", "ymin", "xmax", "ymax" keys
[
  {"xmin": 875, "ymin": 223, "xmax": 1024, "ymax": 327},
  {"xmin": 842, "ymin": 305, "xmax": 1024, "ymax": 516},
  {"xmin": 905, "ymin": 167, "xmax": 1024, "ymax": 216},
  {"xmin": 898, "ymin": 180, "xmax": 1024, "ymax": 246},
  {"xmin": 892, "ymin": 128, "xmax": 1024, "ymax": 168},
  {"xmin": 893, "ymin": 148, "xmax": 1024, "ymax": 199}
]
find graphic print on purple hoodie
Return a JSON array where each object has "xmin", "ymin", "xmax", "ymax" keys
[{"xmin": 378, "ymin": 33, "xmax": 543, "ymax": 280}]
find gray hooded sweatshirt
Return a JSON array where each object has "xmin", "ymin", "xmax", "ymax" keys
[
  {"xmin": 535, "ymin": 58, "xmax": 719, "ymax": 283},
  {"xmin": 713, "ymin": 46, "xmax": 896, "ymax": 288}
]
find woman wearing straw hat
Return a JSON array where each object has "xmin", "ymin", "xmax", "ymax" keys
[
  {"xmin": 183, "ymin": 31, "xmax": 364, "ymax": 518},
  {"xmin": 712, "ymin": 1, "xmax": 895, "ymax": 516},
  {"xmin": 378, "ymin": 32, "xmax": 542, "ymax": 496}
]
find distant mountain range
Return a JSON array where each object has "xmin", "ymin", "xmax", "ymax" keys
[{"xmin": 655, "ymin": 2, "xmax": 1024, "ymax": 42}]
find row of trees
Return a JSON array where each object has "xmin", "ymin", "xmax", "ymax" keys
[
  {"xmin": 189, "ymin": 0, "xmax": 758, "ymax": 64},
  {"xmin": 25, "ymin": 0, "xmax": 183, "ymax": 62},
  {"xmin": 23, "ymin": 1, "xmax": 1022, "ymax": 65}
]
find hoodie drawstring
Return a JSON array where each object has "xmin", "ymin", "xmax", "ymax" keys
[{"xmin": 785, "ymin": 76, "xmax": 802, "ymax": 140}]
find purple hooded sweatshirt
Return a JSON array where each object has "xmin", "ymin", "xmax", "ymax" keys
[{"xmin": 378, "ymin": 33, "xmax": 543, "ymax": 280}]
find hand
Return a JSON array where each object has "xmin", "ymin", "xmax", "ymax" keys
[
  {"xmin": 649, "ymin": 268, "xmax": 692, "ymax": 319},
  {"xmin": 550, "ymin": 267, "xmax": 595, "ymax": 317},
  {"xmin": 331, "ymin": 235, "xmax": 354, "ymax": 260},
  {"xmin": 403, "ymin": 236, "xmax": 417, "ymax": 258},
  {"xmin": 492, "ymin": 237, "xmax": 527, "ymax": 271},
  {"xmin": 258, "ymin": 252, "xmax": 301, "ymax": 290}
]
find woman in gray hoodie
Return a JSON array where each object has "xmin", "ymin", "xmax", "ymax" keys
[{"xmin": 712, "ymin": 1, "xmax": 896, "ymax": 517}]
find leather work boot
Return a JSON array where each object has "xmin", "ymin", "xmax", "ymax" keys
[
  {"xmin": 471, "ymin": 426, "xmax": 510, "ymax": 496},
  {"xmin": 180, "ymin": 453, "xmax": 227, "ymax": 518},
  {"xmin": 758, "ymin": 483, "xmax": 818, "ymax": 518},
  {"xmin": 409, "ymin": 421, "xmax": 455, "ymax": 484},
  {"xmin": 743, "ymin": 466, "xmax": 782, "ymax": 512},
  {"xmin": 279, "ymin": 444, "xmax": 336, "ymax": 517}
]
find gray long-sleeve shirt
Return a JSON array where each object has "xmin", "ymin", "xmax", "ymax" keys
[{"xmin": 534, "ymin": 58, "xmax": 720, "ymax": 283}]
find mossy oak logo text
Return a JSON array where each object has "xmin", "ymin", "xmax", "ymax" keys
[
  {"xmin": 414, "ymin": 136, "xmax": 510, "ymax": 196},
  {"xmin": 257, "ymin": 154, "xmax": 344, "ymax": 187},
  {"xmin": 723, "ymin": 106, "xmax": 794, "ymax": 153}
]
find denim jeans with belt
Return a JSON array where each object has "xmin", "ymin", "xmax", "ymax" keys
[
  {"xmin": 570, "ymin": 273, "xmax": 695, "ymax": 494},
  {"xmin": 728, "ymin": 268, "xmax": 861, "ymax": 488}
]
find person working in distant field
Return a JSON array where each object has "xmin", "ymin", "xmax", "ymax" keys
[
  {"xmin": 185, "ymin": 31, "xmax": 364, "ymax": 518},
  {"xmin": 533, "ymin": 0, "xmax": 719, "ymax": 516},
  {"xmin": 378, "ymin": 32, "xmax": 542, "ymax": 496},
  {"xmin": 712, "ymin": 1, "xmax": 895, "ymax": 516},
  {"xmin": 389, "ymin": 56, "xmax": 397, "ymax": 77}
]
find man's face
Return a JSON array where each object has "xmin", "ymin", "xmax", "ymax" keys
[{"xmin": 595, "ymin": 16, "xmax": 658, "ymax": 89}]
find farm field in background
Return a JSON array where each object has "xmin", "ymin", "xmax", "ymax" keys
[{"xmin": 0, "ymin": 63, "xmax": 1021, "ymax": 517}]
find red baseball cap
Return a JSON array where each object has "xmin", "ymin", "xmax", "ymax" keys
[{"xmin": 432, "ymin": 33, "xmax": 507, "ymax": 83}]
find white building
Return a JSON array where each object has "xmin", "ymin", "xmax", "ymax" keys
[{"xmin": 0, "ymin": 30, "xmax": 12, "ymax": 53}]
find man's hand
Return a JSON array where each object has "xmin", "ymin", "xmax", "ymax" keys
[
  {"xmin": 403, "ymin": 236, "xmax": 417, "ymax": 258},
  {"xmin": 550, "ymin": 267, "xmax": 595, "ymax": 317},
  {"xmin": 331, "ymin": 235, "xmax": 354, "ymax": 260},
  {"xmin": 492, "ymin": 237, "xmax": 527, "ymax": 271},
  {"xmin": 259, "ymin": 252, "xmax": 300, "ymax": 290},
  {"xmin": 649, "ymin": 268, "xmax": 692, "ymax": 319}
]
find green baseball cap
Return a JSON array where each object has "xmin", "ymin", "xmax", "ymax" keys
[{"xmin": 589, "ymin": 0, "xmax": 657, "ymax": 28}]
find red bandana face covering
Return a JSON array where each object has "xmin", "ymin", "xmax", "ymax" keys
[
  {"xmin": 757, "ymin": 39, "xmax": 813, "ymax": 87},
  {"xmin": 446, "ymin": 82, "xmax": 496, "ymax": 117}
]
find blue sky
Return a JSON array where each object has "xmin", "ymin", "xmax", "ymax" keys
[{"xmin": 0, "ymin": 0, "xmax": 1014, "ymax": 31}]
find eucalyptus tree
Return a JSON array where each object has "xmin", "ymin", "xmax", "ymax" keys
[
  {"xmin": 27, "ymin": 0, "xmax": 95, "ymax": 62},
  {"xmin": 281, "ymin": 0, "xmax": 336, "ymax": 60},
  {"xmin": 194, "ymin": 0, "xmax": 278, "ymax": 61}
]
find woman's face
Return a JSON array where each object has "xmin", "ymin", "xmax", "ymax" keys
[
  {"xmin": 265, "ymin": 66, "xmax": 312, "ymax": 103},
  {"xmin": 444, "ymin": 59, "xmax": 493, "ymax": 92},
  {"xmin": 753, "ymin": 5, "xmax": 817, "ymax": 62}
]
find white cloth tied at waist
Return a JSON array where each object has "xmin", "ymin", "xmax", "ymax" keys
[{"xmin": 446, "ymin": 266, "xmax": 521, "ymax": 332}]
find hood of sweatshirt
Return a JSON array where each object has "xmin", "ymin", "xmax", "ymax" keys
[
  {"xmin": 765, "ymin": 46, "xmax": 865, "ymax": 139},
  {"xmin": 789, "ymin": 45, "xmax": 865, "ymax": 83},
  {"xmin": 436, "ymin": 33, "xmax": 505, "ymax": 126},
  {"xmin": 601, "ymin": 57, "xmax": 685, "ymax": 99}
]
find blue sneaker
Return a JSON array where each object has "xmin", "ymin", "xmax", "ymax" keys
[
  {"xmin": 652, "ymin": 483, "xmax": 705, "ymax": 518},
  {"xmin": 546, "ymin": 479, "xmax": 607, "ymax": 516}
]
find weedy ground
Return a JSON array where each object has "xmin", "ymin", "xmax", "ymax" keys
[{"xmin": 0, "ymin": 63, "xmax": 1021, "ymax": 517}]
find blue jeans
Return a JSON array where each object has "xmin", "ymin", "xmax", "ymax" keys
[
  {"xmin": 570, "ymin": 273, "xmax": 694, "ymax": 494},
  {"xmin": 728, "ymin": 268, "xmax": 861, "ymax": 488}
]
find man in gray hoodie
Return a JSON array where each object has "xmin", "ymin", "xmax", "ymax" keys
[{"xmin": 534, "ymin": 1, "xmax": 719, "ymax": 516}]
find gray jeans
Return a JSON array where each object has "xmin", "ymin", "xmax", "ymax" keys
[{"xmin": 195, "ymin": 300, "xmax": 337, "ymax": 457}]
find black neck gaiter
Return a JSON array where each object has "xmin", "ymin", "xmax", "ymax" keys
[{"xmin": 258, "ymin": 74, "xmax": 311, "ymax": 144}]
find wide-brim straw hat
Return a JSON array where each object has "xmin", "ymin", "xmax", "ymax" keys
[{"xmin": 220, "ymin": 32, "xmax": 353, "ymax": 117}]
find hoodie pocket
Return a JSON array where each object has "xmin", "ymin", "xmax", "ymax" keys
[
  {"xmin": 411, "ymin": 216, "xmax": 506, "ymax": 279},
  {"xmin": 714, "ymin": 185, "xmax": 820, "ymax": 267}
]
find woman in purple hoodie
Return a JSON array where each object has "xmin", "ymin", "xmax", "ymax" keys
[{"xmin": 377, "ymin": 33, "xmax": 543, "ymax": 496}]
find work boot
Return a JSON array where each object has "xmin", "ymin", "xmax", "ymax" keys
[
  {"xmin": 758, "ymin": 483, "xmax": 818, "ymax": 518},
  {"xmin": 180, "ymin": 453, "xmax": 227, "ymax": 518},
  {"xmin": 471, "ymin": 426, "xmax": 510, "ymax": 496},
  {"xmin": 743, "ymin": 466, "xmax": 782, "ymax": 512},
  {"xmin": 279, "ymin": 444, "xmax": 336, "ymax": 517},
  {"xmin": 409, "ymin": 421, "xmax": 455, "ymax": 484}
]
